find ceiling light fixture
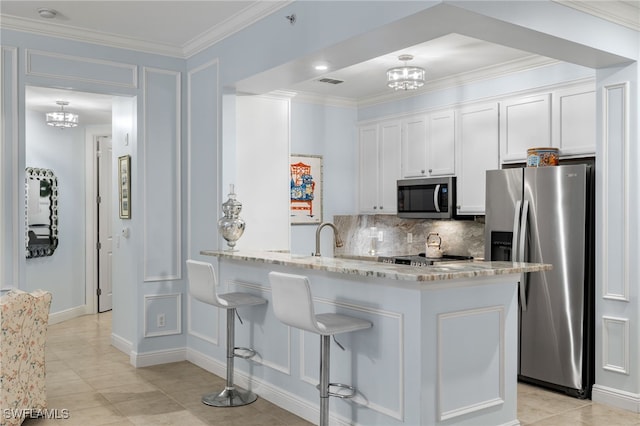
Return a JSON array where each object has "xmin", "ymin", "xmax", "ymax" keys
[
  {"xmin": 46, "ymin": 101, "xmax": 79, "ymax": 128},
  {"xmin": 386, "ymin": 54, "xmax": 426, "ymax": 91}
]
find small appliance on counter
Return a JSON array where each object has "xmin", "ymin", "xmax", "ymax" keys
[{"xmin": 425, "ymin": 232, "xmax": 443, "ymax": 258}]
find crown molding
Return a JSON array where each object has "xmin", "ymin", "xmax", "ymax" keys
[
  {"xmin": 183, "ymin": 1, "xmax": 292, "ymax": 58},
  {"xmin": 554, "ymin": 0, "xmax": 640, "ymax": 31},
  {"xmin": 0, "ymin": 1, "xmax": 292, "ymax": 59},
  {"xmin": 0, "ymin": 15, "xmax": 185, "ymax": 58}
]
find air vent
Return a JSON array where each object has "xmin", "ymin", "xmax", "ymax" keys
[{"xmin": 317, "ymin": 77, "xmax": 344, "ymax": 85}]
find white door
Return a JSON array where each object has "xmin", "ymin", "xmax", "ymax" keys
[{"xmin": 97, "ymin": 136, "xmax": 113, "ymax": 312}]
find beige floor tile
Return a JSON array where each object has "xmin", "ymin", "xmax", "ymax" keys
[{"xmin": 39, "ymin": 313, "xmax": 640, "ymax": 426}]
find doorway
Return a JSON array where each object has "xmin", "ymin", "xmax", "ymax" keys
[{"xmin": 25, "ymin": 86, "xmax": 114, "ymax": 316}]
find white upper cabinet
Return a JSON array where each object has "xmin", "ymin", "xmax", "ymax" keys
[
  {"xmin": 500, "ymin": 94, "xmax": 551, "ymax": 163},
  {"xmin": 428, "ymin": 110, "xmax": 456, "ymax": 176},
  {"xmin": 359, "ymin": 121, "xmax": 401, "ymax": 214},
  {"xmin": 552, "ymin": 83, "xmax": 596, "ymax": 156},
  {"xmin": 456, "ymin": 103, "xmax": 499, "ymax": 216},
  {"xmin": 402, "ymin": 110, "xmax": 455, "ymax": 178},
  {"xmin": 402, "ymin": 115, "xmax": 429, "ymax": 177}
]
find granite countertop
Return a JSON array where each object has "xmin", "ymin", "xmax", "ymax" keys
[{"xmin": 201, "ymin": 249, "xmax": 551, "ymax": 282}]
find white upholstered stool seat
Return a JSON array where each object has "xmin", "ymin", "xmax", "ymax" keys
[
  {"xmin": 187, "ymin": 260, "xmax": 266, "ymax": 407},
  {"xmin": 268, "ymin": 271, "xmax": 372, "ymax": 426}
]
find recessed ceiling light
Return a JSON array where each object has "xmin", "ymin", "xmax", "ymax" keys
[
  {"xmin": 37, "ymin": 8, "xmax": 58, "ymax": 19},
  {"xmin": 314, "ymin": 64, "xmax": 329, "ymax": 71}
]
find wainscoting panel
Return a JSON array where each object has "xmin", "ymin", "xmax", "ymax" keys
[
  {"xmin": 144, "ymin": 293, "xmax": 182, "ymax": 337},
  {"xmin": 143, "ymin": 67, "xmax": 181, "ymax": 281},
  {"xmin": 186, "ymin": 59, "xmax": 219, "ymax": 260},
  {"xmin": 601, "ymin": 82, "xmax": 629, "ymax": 301},
  {"xmin": 602, "ymin": 316, "xmax": 629, "ymax": 375},
  {"xmin": 437, "ymin": 306, "xmax": 505, "ymax": 421}
]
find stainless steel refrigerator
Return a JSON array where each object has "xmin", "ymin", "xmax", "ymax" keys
[{"xmin": 484, "ymin": 162, "xmax": 594, "ymax": 398}]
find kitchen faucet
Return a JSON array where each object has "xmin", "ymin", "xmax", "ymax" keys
[{"xmin": 314, "ymin": 222, "xmax": 343, "ymax": 257}]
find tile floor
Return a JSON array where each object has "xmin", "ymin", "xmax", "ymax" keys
[{"xmin": 21, "ymin": 312, "xmax": 640, "ymax": 425}]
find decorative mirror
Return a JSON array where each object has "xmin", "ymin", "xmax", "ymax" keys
[{"xmin": 25, "ymin": 167, "xmax": 58, "ymax": 258}]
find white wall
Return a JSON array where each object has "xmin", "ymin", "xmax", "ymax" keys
[{"xmin": 24, "ymin": 108, "xmax": 87, "ymax": 314}]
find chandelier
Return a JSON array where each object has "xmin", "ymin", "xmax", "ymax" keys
[
  {"xmin": 387, "ymin": 54, "xmax": 426, "ymax": 91},
  {"xmin": 46, "ymin": 101, "xmax": 79, "ymax": 128}
]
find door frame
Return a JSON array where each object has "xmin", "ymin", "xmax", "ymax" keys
[{"xmin": 85, "ymin": 125, "xmax": 111, "ymax": 314}]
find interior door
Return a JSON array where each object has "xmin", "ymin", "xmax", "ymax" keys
[{"xmin": 97, "ymin": 135, "xmax": 113, "ymax": 312}]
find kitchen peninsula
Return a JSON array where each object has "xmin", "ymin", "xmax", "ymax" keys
[{"xmin": 201, "ymin": 249, "xmax": 550, "ymax": 426}]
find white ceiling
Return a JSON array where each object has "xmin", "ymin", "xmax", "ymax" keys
[{"xmin": 3, "ymin": 1, "xmax": 638, "ymax": 122}]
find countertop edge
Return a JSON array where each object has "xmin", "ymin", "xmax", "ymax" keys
[{"xmin": 201, "ymin": 250, "xmax": 552, "ymax": 282}]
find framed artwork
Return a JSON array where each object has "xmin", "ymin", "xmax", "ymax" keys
[
  {"xmin": 118, "ymin": 155, "xmax": 131, "ymax": 219},
  {"xmin": 290, "ymin": 154, "xmax": 322, "ymax": 225}
]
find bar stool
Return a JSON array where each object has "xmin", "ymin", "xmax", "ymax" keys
[
  {"xmin": 186, "ymin": 259, "xmax": 267, "ymax": 407},
  {"xmin": 268, "ymin": 271, "xmax": 372, "ymax": 426}
]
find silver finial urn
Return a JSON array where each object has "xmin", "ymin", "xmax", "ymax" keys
[{"xmin": 218, "ymin": 184, "xmax": 245, "ymax": 251}]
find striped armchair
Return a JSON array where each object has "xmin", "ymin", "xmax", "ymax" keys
[{"xmin": 0, "ymin": 289, "xmax": 52, "ymax": 426}]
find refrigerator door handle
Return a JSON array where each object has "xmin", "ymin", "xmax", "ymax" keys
[
  {"xmin": 519, "ymin": 200, "xmax": 530, "ymax": 311},
  {"xmin": 434, "ymin": 184, "xmax": 441, "ymax": 212},
  {"xmin": 512, "ymin": 200, "xmax": 522, "ymax": 261}
]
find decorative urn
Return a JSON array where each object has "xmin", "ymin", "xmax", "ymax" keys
[{"xmin": 217, "ymin": 184, "xmax": 245, "ymax": 251}]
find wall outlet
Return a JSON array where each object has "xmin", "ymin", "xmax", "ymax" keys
[
  {"xmin": 407, "ymin": 232, "xmax": 413, "ymax": 243},
  {"xmin": 377, "ymin": 231, "xmax": 384, "ymax": 242},
  {"xmin": 157, "ymin": 313, "xmax": 166, "ymax": 328}
]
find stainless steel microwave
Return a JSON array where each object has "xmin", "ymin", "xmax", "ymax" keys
[{"xmin": 397, "ymin": 176, "xmax": 456, "ymax": 219}]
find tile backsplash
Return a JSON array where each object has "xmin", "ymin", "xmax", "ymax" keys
[{"xmin": 333, "ymin": 215, "xmax": 485, "ymax": 259}]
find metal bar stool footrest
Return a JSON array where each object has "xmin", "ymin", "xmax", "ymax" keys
[
  {"xmin": 316, "ymin": 382, "xmax": 357, "ymax": 399},
  {"xmin": 233, "ymin": 346, "xmax": 257, "ymax": 359}
]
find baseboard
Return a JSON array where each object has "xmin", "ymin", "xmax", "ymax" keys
[
  {"xmin": 186, "ymin": 347, "xmax": 352, "ymax": 426},
  {"xmin": 592, "ymin": 384, "xmax": 640, "ymax": 413},
  {"xmin": 131, "ymin": 347, "xmax": 187, "ymax": 368},
  {"xmin": 48, "ymin": 305, "xmax": 91, "ymax": 325},
  {"xmin": 111, "ymin": 333, "xmax": 132, "ymax": 357}
]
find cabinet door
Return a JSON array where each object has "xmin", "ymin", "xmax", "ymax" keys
[
  {"xmin": 553, "ymin": 84, "xmax": 596, "ymax": 155},
  {"xmin": 359, "ymin": 125, "xmax": 379, "ymax": 213},
  {"xmin": 402, "ymin": 115, "xmax": 429, "ymax": 177},
  {"xmin": 379, "ymin": 121, "xmax": 401, "ymax": 213},
  {"xmin": 457, "ymin": 103, "xmax": 499, "ymax": 215},
  {"xmin": 500, "ymin": 94, "xmax": 551, "ymax": 163},
  {"xmin": 428, "ymin": 110, "xmax": 455, "ymax": 176}
]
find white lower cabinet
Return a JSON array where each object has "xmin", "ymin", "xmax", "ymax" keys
[
  {"xmin": 359, "ymin": 121, "xmax": 401, "ymax": 214},
  {"xmin": 456, "ymin": 103, "xmax": 499, "ymax": 215}
]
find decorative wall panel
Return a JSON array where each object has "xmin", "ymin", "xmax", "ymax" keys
[
  {"xmin": 602, "ymin": 316, "xmax": 629, "ymax": 375},
  {"xmin": 437, "ymin": 306, "xmax": 505, "ymax": 421},
  {"xmin": 143, "ymin": 67, "xmax": 181, "ymax": 281},
  {"xmin": 26, "ymin": 49, "xmax": 137, "ymax": 88},
  {"xmin": 602, "ymin": 82, "xmax": 629, "ymax": 301}
]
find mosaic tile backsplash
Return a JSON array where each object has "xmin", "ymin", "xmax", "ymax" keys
[{"xmin": 333, "ymin": 215, "xmax": 486, "ymax": 259}]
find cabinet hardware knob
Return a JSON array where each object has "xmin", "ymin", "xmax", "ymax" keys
[
  {"xmin": 380, "ymin": 206, "xmax": 384, "ymax": 210},
  {"xmin": 429, "ymin": 169, "xmax": 432, "ymax": 173},
  {"xmin": 373, "ymin": 206, "xmax": 377, "ymax": 209},
  {"xmin": 421, "ymin": 170, "xmax": 425, "ymax": 174}
]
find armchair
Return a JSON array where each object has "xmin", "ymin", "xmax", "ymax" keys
[{"xmin": 0, "ymin": 289, "xmax": 52, "ymax": 426}]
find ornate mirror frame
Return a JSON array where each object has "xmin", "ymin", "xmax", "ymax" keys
[{"xmin": 25, "ymin": 167, "xmax": 59, "ymax": 258}]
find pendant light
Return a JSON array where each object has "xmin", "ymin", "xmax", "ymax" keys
[
  {"xmin": 46, "ymin": 101, "xmax": 79, "ymax": 128},
  {"xmin": 387, "ymin": 54, "xmax": 426, "ymax": 91}
]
